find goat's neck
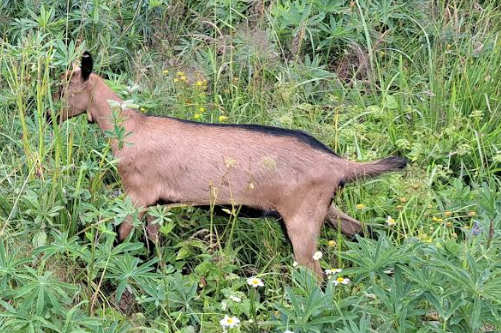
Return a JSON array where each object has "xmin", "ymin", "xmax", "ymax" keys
[{"xmin": 88, "ymin": 79, "xmax": 140, "ymax": 151}]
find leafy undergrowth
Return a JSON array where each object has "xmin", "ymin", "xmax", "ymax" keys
[{"xmin": 1, "ymin": 0, "xmax": 501, "ymax": 332}]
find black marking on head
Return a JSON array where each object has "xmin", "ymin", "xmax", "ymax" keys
[
  {"xmin": 338, "ymin": 178, "xmax": 346, "ymax": 189},
  {"xmin": 149, "ymin": 115, "xmax": 340, "ymax": 157},
  {"xmin": 81, "ymin": 51, "xmax": 93, "ymax": 81}
]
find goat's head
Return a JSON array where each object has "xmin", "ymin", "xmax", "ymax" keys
[{"xmin": 51, "ymin": 51, "xmax": 95, "ymax": 123}]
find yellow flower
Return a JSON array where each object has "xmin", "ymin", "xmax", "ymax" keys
[
  {"xmin": 437, "ymin": 218, "xmax": 443, "ymax": 223},
  {"xmin": 328, "ymin": 240, "xmax": 336, "ymax": 247},
  {"xmin": 180, "ymin": 75, "xmax": 187, "ymax": 81},
  {"xmin": 196, "ymin": 80, "xmax": 203, "ymax": 86},
  {"xmin": 219, "ymin": 115, "xmax": 228, "ymax": 122},
  {"xmin": 400, "ymin": 197, "xmax": 407, "ymax": 203},
  {"xmin": 444, "ymin": 211, "xmax": 452, "ymax": 217},
  {"xmin": 432, "ymin": 217, "xmax": 438, "ymax": 222},
  {"xmin": 176, "ymin": 71, "xmax": 184, "ymax": 76},
  {"xmin": 356, "ymin": 204, "xmax": 365, "ymax": 210},
  {"xmin": 396, "ymin": 205, "xmax": 403, "ymax": 210},
  {"xmin": 468, "ymin": 211, "xmax": 476, "ymax": 217},
  {"xmin": 198, "ymin": 107, "xmax": 206, "ymax": 112},
  {"xmin": 194, "ymin": 114, "xmax": 201, "ymax": 120},
  {"xmin": 173, "ymin": 78, "xmax": 179, "ymax": 82},
  {"xmin": 163, "ymin": 69, "xmax": 169, "ymax": 75},
  {"xmin": 446, "ymin": 44, "xmax": 452, "ymax": 50}
]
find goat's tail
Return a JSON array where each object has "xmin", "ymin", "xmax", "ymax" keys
[{"xmin": 346, "ymin": 156, "xmax": 409, "ymax": 182}]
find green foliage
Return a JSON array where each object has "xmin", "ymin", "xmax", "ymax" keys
[{"xmin": 1, "ymin": 0, "xmax": 501, "ymax": 332}]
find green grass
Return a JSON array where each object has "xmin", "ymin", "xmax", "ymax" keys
[{"xmin": 1, "ymin": 0, "xmax": 501, "ymax": 332}]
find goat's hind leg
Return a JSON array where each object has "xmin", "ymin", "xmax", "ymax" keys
[
  {"xmin": 326, "ymin": 205, "xmax": 363, "ymax": 235},
  {"xmin": 280, "ymin": 200, "xmax": 330, "ymax": 279},
  {"xmin": 327, "ymin": 205, "xmax": 377, "ymax": 239}
]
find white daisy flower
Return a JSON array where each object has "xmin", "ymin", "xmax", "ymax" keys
[
  {"xmin": 312, "ymin": 251, "xmax": 323, "ymax": 260},
  {"xmin": 325, "ymin": 268, "xmax": 343, "ymax": 275},
  {"xmin": 284, "ymin": 330, "xmax": 294, "ymax": 333},
  {"xmin": 386, "ymin": 215, "xmax": 396, "ymax": 226},
  {"xmin": 229, "ymin": 295, "xmax": 241, "ymax": 302},
  {"xmin": 333, "ymin": 277, "xmax": 350, "ymax": 286},
  {"xmin": 292, "ymin": 261, "xmax": 298, "ymax": 267},
  {"xmin": 246, "ymin": 277, "xmax": 264, "ymax": 288},
  {"xmin": 220, "ymin": 315, "xmax": 240, "ymax": 328}
]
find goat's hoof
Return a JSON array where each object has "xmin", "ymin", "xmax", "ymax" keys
[
  {"xmin": 363, "ymin": 225, "xmax": 379, "ymax": 240},
  {"xmin": 347, "ymin": 225, "xmax": 378, "ymax": 242}
]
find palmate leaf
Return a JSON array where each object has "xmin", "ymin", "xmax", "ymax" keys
[
  {"xmin": 335, "ymin": 314, "xmax": 372, "ymax": 333},
  {"xmin": 0, "ymin": 241, "xmax": 32, "ymax": 291},
  {"xmin": 274, "ymin": 267, "xmax": 353, "ymax": 332},
  {"xmin": 106, "ymin": 254, "xmax": 160, "ymax": 301},
  {"xmin": 94, "ymin": 320, "xmax": 131, "ymax": 333},
  {"xmin": 33, "ymin": 230, "xmax": 86, "ymax": 260},
  {"xmin": 164, "ymin": 272, "xmax": 199, "ymax": 311},
  {"xmin": 343, "ymin": 234, "xmax": 417, "ymax": 281},
  {"xmin": 15, "ymin": 266, "xmax": 78, "ymax": 316},
  {"xmin": 61, "ymin": 301, "xmax": 103, "ymax": 333},
  {"xmin": 0, "ymin": 300, "xmax": 62, "ymax": 332}
]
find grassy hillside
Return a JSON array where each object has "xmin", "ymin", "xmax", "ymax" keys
[{"xmin": 1, "ymin": 0, "xmax": 501, "ymax": 332}]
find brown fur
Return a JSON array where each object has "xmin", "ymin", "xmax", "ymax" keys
[{"xmin": 50, "ymin": 53, "xmax": 408, "ymax": 277}]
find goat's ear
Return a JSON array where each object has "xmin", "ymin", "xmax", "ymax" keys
[{"xmin": 80, "ymin": 51, "xmax": 93, "ymax": 81}]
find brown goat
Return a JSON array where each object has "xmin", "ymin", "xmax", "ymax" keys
[{"xmin": 51, "ymin": 52, "xmax": 408, "ymax": 277}]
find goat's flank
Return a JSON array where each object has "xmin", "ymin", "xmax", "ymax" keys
[{"xmin": 51, "ymin": 52, "xmax": 408, "ymax": 277}]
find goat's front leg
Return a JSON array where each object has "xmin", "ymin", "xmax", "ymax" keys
[
  {"xmin": 117, "ymin": 194, "xmax": 151, "ymax": 242},
  {"xmin": 145, "ymin": 215, "xmax": 159, "ymax": 243},
  {"xmin": 118, "ymin": 210, "xmax": 146, "ymax": 242}
]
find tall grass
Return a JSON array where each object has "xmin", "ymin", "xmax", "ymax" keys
[{"xmin": 1, "ymin": 0, "xmax": 501, "ymax": 332}]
